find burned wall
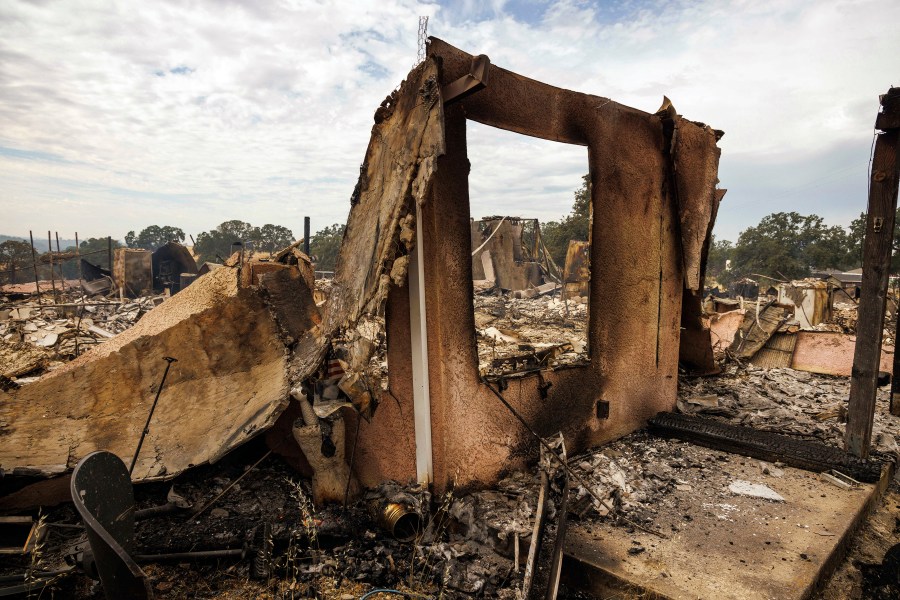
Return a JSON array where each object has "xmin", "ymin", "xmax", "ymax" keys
[{"xmin": 346, "ymin": 39, "xmax": 722, "ymax": 491}]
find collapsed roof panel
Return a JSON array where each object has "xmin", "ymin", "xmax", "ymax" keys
[{"xmin": 0, "ymin": 264, "xmax": 319, "ymax": 481}]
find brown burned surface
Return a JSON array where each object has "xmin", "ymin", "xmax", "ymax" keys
[
  {"xmin": 818, "ymin": 481, "xmax": 900, "ymax": 600},
  {"xmin": 303, "ymin": 57, "xmax": 445, "ymax": 383},
  {"xmin": 0, "ymin": 266, "xmax": 304, "ymax": 481}
]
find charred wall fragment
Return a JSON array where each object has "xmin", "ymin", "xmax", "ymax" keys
[{"xmin": 347, "ymin": 38, "xmax": 725, "ymax": 492}]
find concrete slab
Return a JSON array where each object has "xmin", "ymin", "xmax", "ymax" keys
[{"xmin": 563, "ymin": 443, "xmax": 892, "ymax": 600}]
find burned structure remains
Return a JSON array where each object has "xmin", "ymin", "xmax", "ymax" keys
[
  {"xmin": 47, "ymin": 38, "xmax": 900, "ymax": 600},
  {"xmin": 0, "ymin": 39, "xmax": 724, "ymax": 496}
]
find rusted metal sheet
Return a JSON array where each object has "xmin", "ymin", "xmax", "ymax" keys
[
  {"xmin": 729, "ymin": 303, "xmax": 792, "ymax": 360},
  {"xmin": 792, "ymin": 331, "xmax": 894, "ymax": 376},
  {"xmin": 151, "ymin": 241, "xmax": 198, "ymax": 293},
  {"xmin": 752, "ymin": 332, "xmax": 797, "ymax": 369}
]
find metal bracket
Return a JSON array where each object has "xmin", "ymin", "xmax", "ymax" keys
[{"xmin": 442, "ymin": 54, "xmax": 490, "ymax": 106}]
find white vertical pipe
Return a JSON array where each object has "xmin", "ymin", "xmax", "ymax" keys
[{"xmin": 409, "ymin": 201, "xmax": 434, "ymax": 484}]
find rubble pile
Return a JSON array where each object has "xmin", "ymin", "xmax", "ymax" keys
[
  {"xmin": 830, "ymin": 301, "xmax": 858, "ymax": 334},
  {"xmin": 17, "ymin": 446, "xmax": 530, "ymax": 599},
  {"xmin": 677, "ymin": 366, "xmax": 900, "ymax": 457},
  {"xmin": 474, "ymin": 292, "xmax": 588, "ymax": 376},
  {"xmin": 567, "ymin": 434, "xmax": 731, "ymax": 527},
  {"xmin": 0, "ymin": 293, "xmax": 163, "ymax": 381}
]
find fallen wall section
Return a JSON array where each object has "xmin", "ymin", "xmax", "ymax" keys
[{"xmin": 0, "ymin": 264, "xmax": 319, "ymax": 481}]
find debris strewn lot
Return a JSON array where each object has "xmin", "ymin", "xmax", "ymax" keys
[{"xmin": 1, "ymin": 290, "xmax": 163, "ymax": 382}]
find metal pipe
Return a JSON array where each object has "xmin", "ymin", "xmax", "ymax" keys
[
  {"xmin": 55, "ymin": 232, "xmax": 63, "ymax": 285},
  {"xmin": 48, "ymin": 231, "xmax": 56, "ymax": 300},
  {"xmin": 133, "ymin": 548, "xmax": 245, "ymax": 562},
  {"xmin": 374, "ymin": 501, "xmax": 422, "ymax": 542},
  {"xmin": 129, "ymin": 357, "xmax": 177, "ymax": 475}
]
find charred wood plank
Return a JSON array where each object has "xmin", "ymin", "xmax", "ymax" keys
[
  {"xmin": 648, "ymin": 412, "xmax": 884, "ymax": 483},
  {"xmin": 522, "ymin": 438, "xmax": 567, "ymax": 600},
  {"xmin": 848, "ymin": 88, "xmax": 900, "ymax": 456}
]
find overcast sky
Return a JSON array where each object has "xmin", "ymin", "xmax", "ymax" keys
[{"xmin": 1, "ymin": 0, "xmax": 898, "ymax": 244}]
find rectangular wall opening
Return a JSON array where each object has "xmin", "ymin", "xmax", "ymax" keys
[{"xmin": 467, "ymin": 123, "xmax": 592, "ymax": 378}]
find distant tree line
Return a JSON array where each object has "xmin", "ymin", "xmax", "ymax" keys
[
  {"xmin": 0, "ymin": 220, "xmax": 349, "ymax": 285},
  {"xmin": 533, "ymin": 172, "xmax": 893, "ymax": 289},
  {"xmin": 5, "ymin": 182, "xmax": 887, "ymax": 289},
  {"xmin": 708, "ymin": 209, "xmax": 900, "ymax": 286}
]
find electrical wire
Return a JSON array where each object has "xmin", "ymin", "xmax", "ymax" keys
[{"xmin": 359, "ymin": 589, "xmax": 431, "ymax": 599}]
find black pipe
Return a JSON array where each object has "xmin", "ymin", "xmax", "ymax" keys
[
  {"xmin": 129, "ymin": 357, "xmax": 178, "ymax": 475},
  {"xmin": 303, "ymin": 216, "xmax": 311, "ymax": 256}
]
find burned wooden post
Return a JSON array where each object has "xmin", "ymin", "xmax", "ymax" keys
[
  {"xmin": 303, "ymin": 216, "xmax": 310, "ymax": 257},
  {"xmin": 55, "ymin": 232, "xmax": 63, "ymax": 289},
  {"xmin": 75, "ymin": 232, "xmax": 83, "ymax": 284},
  {"xmin": 47, "ymin": 231, "xmax": 56, "ymax": 300},
  {"xmin": 893, "ymin": 306, "xmax": 900, "ymax": 416},
  {"xmin": 847, "ymin": 88, "xmax": 900, "ymax": 456},
  {"xmin": 28, "ymin": 230, "xmax": 40, "ymax": 300}
]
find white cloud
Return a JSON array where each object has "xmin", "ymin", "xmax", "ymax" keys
[{"xmin": 0, "ymin": 0, "xmax": 897, "ymax": 243}]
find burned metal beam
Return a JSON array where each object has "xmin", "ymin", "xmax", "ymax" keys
[
  {"xmin": 442, "ymin": 54, "xmax": 490, "ymax": 105},
  {"xmin": 649, "ymin": 412, "xmax": 884, "ymax": 483}
]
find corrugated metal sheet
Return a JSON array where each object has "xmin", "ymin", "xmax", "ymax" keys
[{"xmin": 751, "ymin": 332, "xmax": 797, "ymax": 369}]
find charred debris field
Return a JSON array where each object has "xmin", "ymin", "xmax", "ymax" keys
[
  {"xmin": 1, "ymin": 52, "xmax": 898, "ymax": 600},
  {"xmin": 2, "ymin": 278, "xmax": 899, "ymax": 598}
]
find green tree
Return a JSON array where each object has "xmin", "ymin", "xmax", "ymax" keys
[
  {"xmin": 541, "ymin": 174, "xmax": 591, "ymax": 267},
  {"xmin": 729, "ymin": 212, "xmax": 850, "ymax": 281},
  {"xmin": 76, "ymin": 237, "xmax": 122, "ymax": 271},
  {"xmin": 194, "ymin": 220, "xmax": 256, "ymax": 264},
  {"xmin": 309, "ymin": 223, "xmax": 346, "ymax": 272},
  {"xmin": 250, "ymin": 224, "xmax": 295, "ymax": 255},
  {"xmin": 125, "ymin": 225, "xmax": 186, "ymax": 250},
  {"xmin": 0, "ymin": 239, "xmax": 34, "ymax": 284}
]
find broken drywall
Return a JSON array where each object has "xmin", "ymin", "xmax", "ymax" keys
[
  {"xmin": 0, "ymin": 264, "xmax": 320, "ymax": 481},
  {"xmin": 289, "ymin": 57, "xmax": 446, "ymax": 414}
]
